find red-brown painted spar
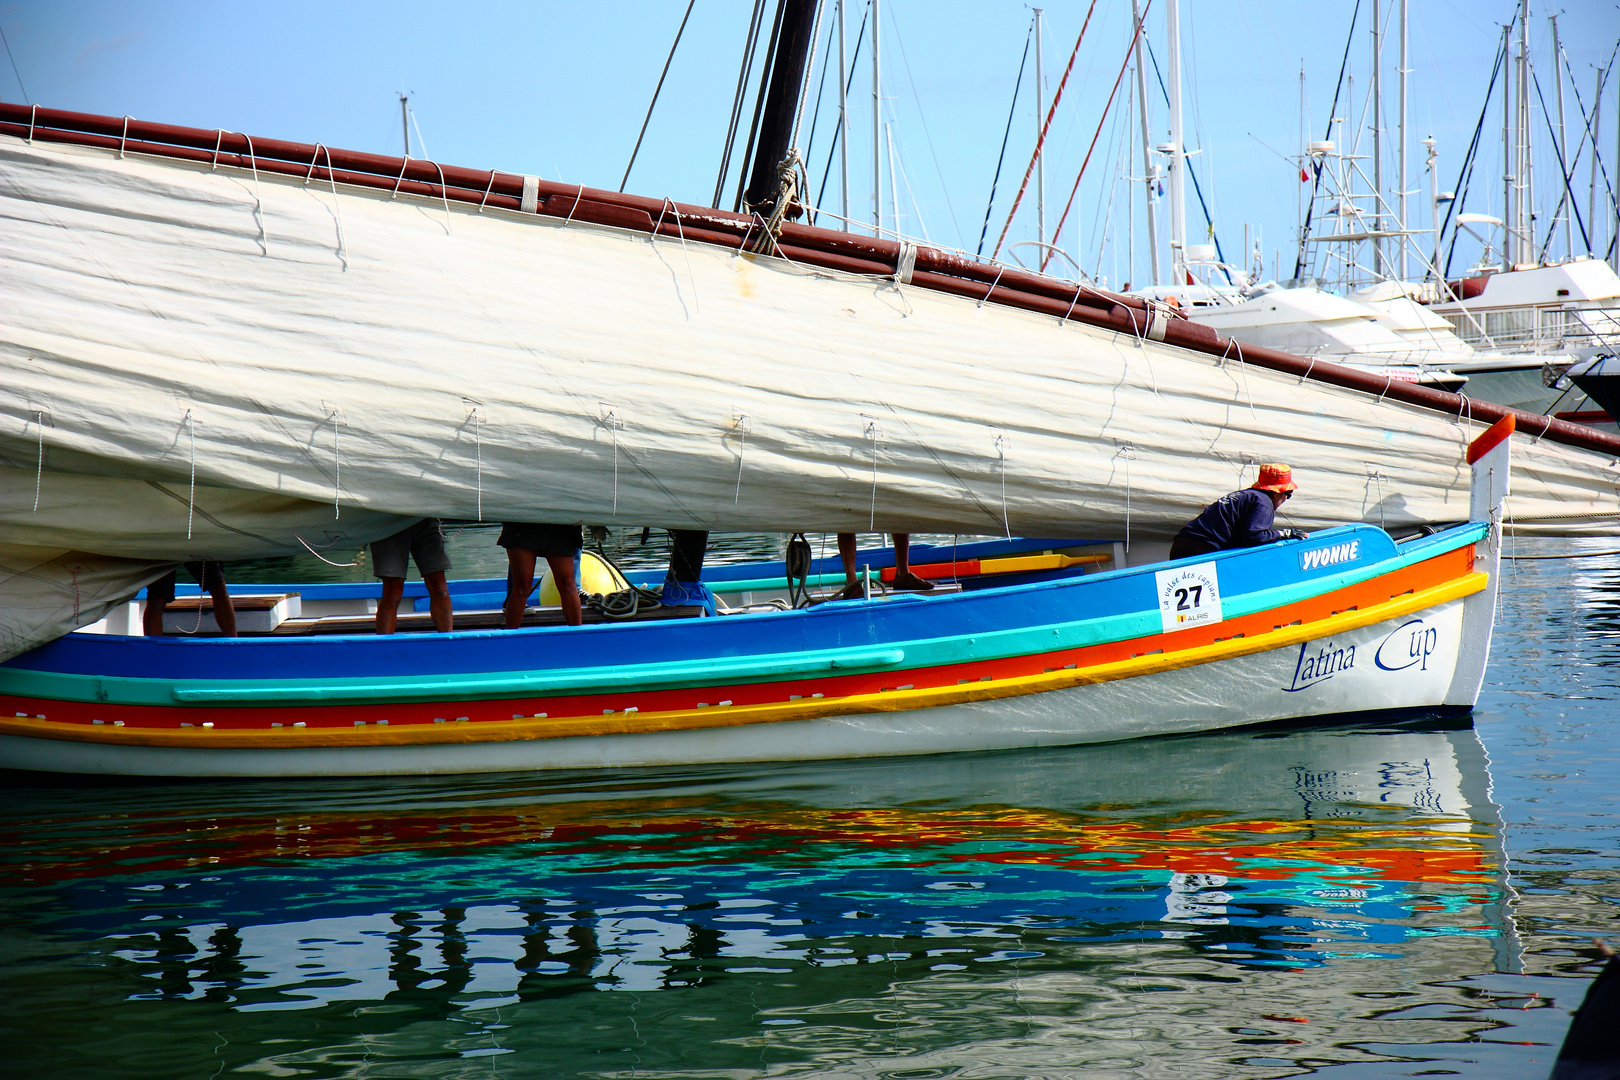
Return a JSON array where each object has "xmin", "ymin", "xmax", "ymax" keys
[{"xmin": 4, "ymin": 102, "xmax": 1615, "ymax": 457}]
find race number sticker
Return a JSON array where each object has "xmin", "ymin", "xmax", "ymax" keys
[{"xmin": 1155, "ymin": 562, "xmax": 1224, "ymax": 633}]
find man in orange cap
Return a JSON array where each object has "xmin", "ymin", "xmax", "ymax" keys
[{"xmin": 1168, "ymin": 464, "xmax": 1309, "ymax": 560}]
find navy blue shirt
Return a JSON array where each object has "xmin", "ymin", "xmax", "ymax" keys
[{"xmin": 1175, "ymin": 488, "xmax": 1287, "ymax": 552}]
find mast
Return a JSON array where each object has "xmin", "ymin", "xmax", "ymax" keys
[
  {"xmin": 1132, "ymin": 0, "xmax": 1159, "ymax": 286},
  {"xmin": 1372, "ymin": 0, "xmax": 1385, "ymax": 278},
  {"xmin": 836, "ymin": 0, "xmax": 850, "ymax": 231},
  {"xmin": 1166, "ymin": 0, "xmax": 1187, "ymax": 280},
  {"xmin": 1502, "ymin": 21, "xmax": 1514, "ymax": 268},
  {"xmin": 1425, "ymin": 135, "xmax": 1439, "ymax": 279},
  {"xmin": 1398, "ymin": 0, "xmax": 1408, "ymax": 281},
  {"xmin": 1550, "ymin": 13, "xmax": 1570, "ymax": 260},
  {"xmin": 871, "ymin": 0, "xmax": 881, "ymax": 234},
  {"xmin": 399, "ymin": 94, "xmax": 410, "ymax": 157},
  {"xmin": 1514, "ymin": 0, "xmax": 1532, "ymax": 266},
  {"xmin": 742, "ymin": 0, "xmax": 821, "ymax": 214},
  {"xmin": 1035, "ymin": 7, "xmax": 1045, "ymax": 250},
  {"xmin": 1591, "ymin": 66, "xmax": 1603, "ymax": 258}
]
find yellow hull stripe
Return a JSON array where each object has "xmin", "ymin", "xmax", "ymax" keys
[{"xmin": 0, "ymin": 572, "xmax": 1485, "ymax": 751}]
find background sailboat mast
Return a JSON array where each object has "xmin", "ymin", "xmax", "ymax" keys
[
  {"xmin": 1503, "ymin": 20, "xmax": 1514, "ymax": 268},
  {"xmin": 1398, "ymin": 0, "xmax": 1408, "ymax": 281},
  {"xmin": 1035, "ymin": 7, "xmax": 1045, "ymax": 252},
  {"xmin": 399, "ymin": 94, "xmax": 410, "ymax": 157},
  {"xmin": 872, "ymin": 0, "xmax": 881, "ymax": 234},
  {"xmin": 837, "ymin": 0, "xmax": 850, "ymax": 231},
  {"xmin": 1550, "ymin": 13, "xmax": 1570, "ymax": 260},
  {"xmin": 1132, "ymin": 0, "xmax": 1159, "ymax": 286},
  {"xmin": 1514, "ymin": 0, "xmax": 1532, "ymax": 266},
  {"xmin": 1372, "ymin": 0, "xmax": 1385, "ymax": 278},
  {"xmin": 1166, "ymin": 0, "xmax": 1187, "ymax": 279}
]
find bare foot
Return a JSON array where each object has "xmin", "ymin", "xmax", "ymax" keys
[{"xmin": 890, "ymin": 571, "xmax": 935, "ymax": 592}]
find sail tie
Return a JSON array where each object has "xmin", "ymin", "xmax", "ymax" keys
[
  {"xmin": 464, "ymin": 402, "xmax": 485, "ymax": 522},
  {"xmin": 478, "ymin": 170, "xmax": 499, "ymax": 213},
  {"xmin": 600, "ymin": 405, "xmax": 624, "ymax": 514},
  {"xmin": 1114, "ymin": 443, "xmax": 1135, "ymax": 552},
  {"xmin": 731, "ymin": 411, "xmax": 751, "ymax": 504},
  {"xmin": 26, "ymin": 103, "xmax": 37, "ymax": 144},
  {"xmin": 995, "ymin": 433, "xmax": 1011, "ymax": 539},
  {"xmin": 183, "ymin": 409, "xmax": 197, "ymax": 539},
  {"xmin": 118, "ymin": 115, "xmax": 132, "ymax": 158},
  {"xmin": 652, "ymin": 198, "xmax": 701, "ymax": 316},
  {"xmin": 863, "ymin": 416, "xmax": 883, "ymax": 530},
  {"xmin": 295, "ymin": 534, "xmax": 360, "ymax": 568},
  {"xmin": 30, "ymin": 409, "xmax": 46, "ymax": 513},
  {"xmin": 978, "ymin": 267, "xmax": 1005, "ymax": 309},
  {"xmin": 322, "ymin": 403, "xmax": 345, "ymax": 519}
]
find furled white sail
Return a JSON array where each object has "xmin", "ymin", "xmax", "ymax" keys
[{"xmin": 1, "ymin": 135, "xmax": 1616, "ymax": 654}]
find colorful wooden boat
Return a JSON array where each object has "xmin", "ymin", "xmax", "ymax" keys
[{"xmin": 0, "ymin": 419, "xmax": 1514, "ymax": 777}]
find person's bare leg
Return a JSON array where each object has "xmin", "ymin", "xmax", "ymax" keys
[
  {"xmin": 889, "ymin": 533, "xmax": 934, "ymax": 591},
  {"xmin": 142, "ymin": 602, "xmax": 166, "ymax": 636},
  {"xmin": 424, "ymin": 571, "xmax": 453, "ymax": 633},
  {"xmin": 376, "ymin": 577, "xmax": 405, "ymax": 634},
  {"xmin": 504, "ymin": 549, "xmax": 537, "ymax": 629},
  {"xmin": 208, "ymin": 579, "xmax": 238, "ymax": 637},
  {"xmin": 546, "ymin": 555, "xmax": 582, "ymax": 626},
  {"xmin": 836, "ymin": 533, "xmax": 864, "ymax": 599}
]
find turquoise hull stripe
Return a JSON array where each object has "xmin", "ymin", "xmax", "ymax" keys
[{"xmin": 0, "ymin": 527, "xmax": 1483, "ymax": 708}]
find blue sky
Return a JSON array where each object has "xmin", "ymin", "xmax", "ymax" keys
[{"xmin": 3, "ymin": 1, "xmax": 1616, "ymax": 286}]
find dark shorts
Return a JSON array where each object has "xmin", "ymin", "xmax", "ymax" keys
[
  {"xmin": 1168, "ymin": 534, "xmax": 1217, "ymax": 561},
  {"xmin": 370, "ymin": 518, "xmax": 452, "ymax": 580},
  {"xmin": 147, "ymin": 561, "xmax": 226, "ymax": 606},
  {"xmin": 498, "ymin": 522, "xmax": 583, "ymax": 558}
]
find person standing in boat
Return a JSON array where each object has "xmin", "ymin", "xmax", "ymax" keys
[
  {"xmin": 499, "ymin": 523, "xmax": 583, "ymax": 628},
  {"xmin": 835, "ymin": 533, "xmax": 934, "ymax": 600},
  {"xmin": 142, "ymin": 561, "xmax": 237, "ymax": 637},
  {"xmin": 1168, "ymin": 464, "xmax": 1309, "ymax": 560},
  {"xmin": 371, "ymin": 518, "xmax": 453, "ymax": 634}
]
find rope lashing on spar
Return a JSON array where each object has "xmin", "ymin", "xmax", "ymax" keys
[{"xmin": 746, "ymin": 148, "xmax": 805, "ymax": 257}]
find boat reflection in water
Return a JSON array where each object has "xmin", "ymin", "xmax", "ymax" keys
[{"xmin": 4, "ymin": 719, "xmax": 1519, "ymax": 1076}]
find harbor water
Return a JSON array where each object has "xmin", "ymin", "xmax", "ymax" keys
[{"xmin": 2, "ymin": 533, "xmax": 1617, "ymax": 1078}]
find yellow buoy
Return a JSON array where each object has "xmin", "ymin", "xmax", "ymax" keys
[{"xmin": 538, "ymin": 550, "xmax": 631, "ymax": 605}]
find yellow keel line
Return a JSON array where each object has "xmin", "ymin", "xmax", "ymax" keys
[{"xmin": 0, "ymin": 573, "xmax": 1486, "ymax": 750}]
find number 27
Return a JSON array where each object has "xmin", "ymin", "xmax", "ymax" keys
[{"xmin": 1175, "ymin": 585, "xmax": 1203, "ymax": 611}]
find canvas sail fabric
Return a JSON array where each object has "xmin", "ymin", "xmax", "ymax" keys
[
  {"xmin": 1, "ymin": 136, "xmax": 1617, "ymax": 653},
  {"xmin": 0, "ymin": 466, "xmax": 409, "ymax": 658}
]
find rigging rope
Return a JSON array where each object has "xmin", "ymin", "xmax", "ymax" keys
[
  {"xmin": 989, "ymin": 0, "xmax": 1099, "ymax": 261},
  {"xmin": 714, "ymin": 0, "xmax": 772, "ymax": 208},
  {"xmin": 1042, "ymin": 3, "xmax": 1148, "ymax": 274},
  {"xmin": 977, "ymin": 23, "xmax": 1032, "ymax": 256},
  {"xmin": 622, "ymin": 0, "xmax": 698, "ymax": 193}
]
